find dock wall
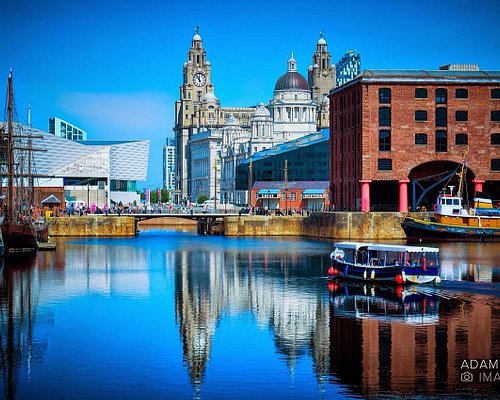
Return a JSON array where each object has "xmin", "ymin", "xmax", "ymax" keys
[
  {"xmin": 47, "ymin": 216, "xmax": 137, "ymax": 236},
  {"xmin": 224, "ymin": 212, "xmax": 430, "ymax": 240},
  {"xmin": 46, "ymin": 212, "xmax": 431, "ymax": 239}
]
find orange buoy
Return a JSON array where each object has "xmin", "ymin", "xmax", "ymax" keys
[{"xmin": 395, "ymin": 274, "xmax": 404, "ymax": 284}]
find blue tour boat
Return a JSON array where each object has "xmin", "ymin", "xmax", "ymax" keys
[{"xmin": 328, "ymin": 242, "xmax": 441, "ymax": 284}]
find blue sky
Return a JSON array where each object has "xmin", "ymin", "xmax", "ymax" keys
[{"xmin": 1, "ymin": 0, "xmax": 499, "ymax": 188}]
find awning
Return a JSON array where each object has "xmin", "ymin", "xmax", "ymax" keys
[
  {"xmin": 41, "ymin": 194, "xmax": 62, "ymax": 204},
  {"xmin": 257, "ymin": 189, "xmax": 280, "ymax": 198},
  {"xmin": 302, "ymin": 189, "xmax": 325, "ymax": 198}
]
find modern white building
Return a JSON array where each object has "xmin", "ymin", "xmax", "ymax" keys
[
  {"xmin": 48, "ymin": 116, "xmax": 87, "ymax": 141},
  {"xmin": 163, "ymin": 138, "xmax": 176, "ymax": 190},
  {"xmin": 25, "ymin": 125, "xmax": 149, "ymax": 206}
]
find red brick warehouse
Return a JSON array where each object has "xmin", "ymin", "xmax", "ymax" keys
[{"xmin": 328, "ymin": 66, "xmax": 500, "ymax": 211}]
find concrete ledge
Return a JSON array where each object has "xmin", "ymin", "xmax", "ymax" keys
[
  {"xmin": 224, "ymin": 212, "xmax": 429, "ymax": 240},
  {"xmin": 47, "ymin": 216, "xmax": 136, "ymax": 236}
]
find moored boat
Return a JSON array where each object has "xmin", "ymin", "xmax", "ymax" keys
[
  {"xmin": 402, "ymin": 160, "xmax": 500, "ymax": 241},
  {"xmin": 1, "ymin": 70, "xmax": 46, "ymax": 255},
  {"xmin": 328, "ymin": 242, "xmax": 441, "ymax": 284}
]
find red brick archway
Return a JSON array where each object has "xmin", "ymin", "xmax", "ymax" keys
[{"xmin": 408, "ymin": 161, "xmax": 476, "ymax": 211}]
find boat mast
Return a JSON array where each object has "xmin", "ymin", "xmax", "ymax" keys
[
  {"xmin": 6, "ymin": 69, "xmax": 14, "ymax": 223},
  {"xmin": 457, "ymin": 152, "xmax": 468, "ymax": 197}
]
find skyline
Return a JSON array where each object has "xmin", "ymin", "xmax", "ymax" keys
[{"xmin": 1, "ymin": 0, "xmax": 500, "ymax": 188}]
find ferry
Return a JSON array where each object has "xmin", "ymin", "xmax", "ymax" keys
[{"xmin": 328, "ymin": 242, "xmax": 441, "ymax": 284}]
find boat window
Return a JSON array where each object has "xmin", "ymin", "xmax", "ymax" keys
[
  {"xmin": 344, "ymin": 249, "xmax": 355, "ymax": 263},
  {"xmin": 453, "ymin": 199, "xmax": 460, "ymax": 205},
  {"xmin": 446, "ymin": 199, "xmax": 453, "ymax": 205}
]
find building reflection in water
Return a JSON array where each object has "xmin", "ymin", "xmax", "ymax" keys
[
  {"xmin": 173, "ymin": 244, "xmax": 330, "ymax": 395},
  {"xmin": 439, "ymin": 242, "xmax": 500, "ymax": 282},
  {"xmin": 173, "ymin": 243, "xmax": 499, "ymax": 397},
  {"xmin": 328, "ymin": 282, "xmax": 498, "ymax": 397}
]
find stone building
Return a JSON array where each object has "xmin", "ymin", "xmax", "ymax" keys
[
  {"xmin": 329, "ymin": 68, "xmax": 500, "ymax": 211},
  {"xmin": 173, "ymin": 29, "xmax": 347, "ymax": 204}
]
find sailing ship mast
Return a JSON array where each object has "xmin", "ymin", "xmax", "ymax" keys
[{"xmin": 6, "ymin": 69, "xmax": 15, "ymax": 225}]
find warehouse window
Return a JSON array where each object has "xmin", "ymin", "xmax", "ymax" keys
[
  {"xmin": 415, "ymin": 88, "xmax": 428, "ymax": 99},
  {"xmin": 455, "ymin": 88, "xmax": 468, "ymax": 99},
  {"xmin": 378, "ymin": 158, "xmax": 392, "ymax": 171}
]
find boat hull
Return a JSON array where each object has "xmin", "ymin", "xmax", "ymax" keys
[
  {"xmin": 1, "ymin": 222, "xmax": 38, "ymax": 254},
  {"xmin": 402, "ymin": 217, "xmax": 500, "ymax": 242},
  {"xmin": 331, "ymin": 259, "xmax": 440, "ymax": 285}
]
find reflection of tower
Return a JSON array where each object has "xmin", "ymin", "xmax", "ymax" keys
[
  {"xmin": 174, "ymin": 245, "xmax": 333, "ymax": 394},
  {"xmin": 174, "ymin": 249, "xmax": 224, "ymax": 394}
]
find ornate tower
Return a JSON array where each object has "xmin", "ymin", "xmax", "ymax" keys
[
  {"xmin": 173, "ymin": 27, "xmax": 219, "ymax": 203},
  {"xmin": 308, "ymin": 32, "xmax": 336, "ymax": 129}
]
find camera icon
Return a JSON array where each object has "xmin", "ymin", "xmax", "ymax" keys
[{"xmin": 461, "ymin": 371, "xmax": 474, "ymax": 383}]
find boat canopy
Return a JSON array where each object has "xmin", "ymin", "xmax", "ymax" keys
[{"xmin": 333, "ymin": 242, "xmax": 439, "ymax": 253}]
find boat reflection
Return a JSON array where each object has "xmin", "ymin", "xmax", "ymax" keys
[{"xmin": 328, "ymin": 282, "xmax": 441, "ymax": 325}]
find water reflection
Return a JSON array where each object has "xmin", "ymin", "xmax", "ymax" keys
[
  {"xmin": 0, "ymin": 255, "xmax": 51, "ymax": 400},
  {"xmin": 0, "ymin": 233, "xmax": 498, "ymax": 399},
  {"xmin": 173, "ymin": 241, "xmax": 330, "ymax": 395},
  {"xmin": 438, "ymin": 242, "xmax": 499, "ymax": 282}
]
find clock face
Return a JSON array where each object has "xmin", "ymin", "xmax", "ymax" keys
[{"xmin": 193, "ymin": 72, "xmax": 206, "ymax": 87}]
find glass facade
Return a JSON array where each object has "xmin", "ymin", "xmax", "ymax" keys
[
  {"xmin": 48, "ymin": 117, "xmax": 87, "ymax": 141},
  {"xmin": 235, "ymin": 130, "xmax": 329, "ymax": 190}
]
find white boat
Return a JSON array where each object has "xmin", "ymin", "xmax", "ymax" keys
[{"xmin": 328, "ymin": 242, "xmax": 441, "ymax": 284}]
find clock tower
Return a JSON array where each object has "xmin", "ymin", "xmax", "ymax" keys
[{"xmin": 174, "ymin": 27, "xmax": 219, "ymax": 203}]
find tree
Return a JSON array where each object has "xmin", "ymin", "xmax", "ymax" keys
[{"xmin": 197, "ymin": 195, "xmax": 208, "ymax": 204}]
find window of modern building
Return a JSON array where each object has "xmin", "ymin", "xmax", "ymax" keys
[
  {"xmin": 379, "ymin": 130, "xmax": 391, "ymax": 151},
  {"xmin": 379, "ymin": 107, "xmax": 391, "ymax": 126},
  {"xmin": 378, "ymin": 158, "xmax": 392, "ymax": 171},
  {"xmin": 436, "ymin": 107, "xmax": 447, "ymax": 127},
  {"xmin": 455, "ymin": 133, "xmax": 468, "ymax": 145},
  {"xmin": 379, "ymin": 88, "xmax": 391, "ymax": 103},
  {"xmin": 491, "ymin": 88, "xmax": 500, "ymax": 99},
  {"xmin": 492, "ymin": 133, "xmax": 500, "ymax": 145},
  {"xmin": 455, "ymin": 88, "xmax": 468, "ymax": 99},
  {"xmin": 435, "ymin": 130, "xmax": 447, "ymax": 152},
  {"xmin": 492, "ymin": 159, "xmax": 500, "ymax": 171},
  {"xmin": 436, "ymin": 88, "xmax": 447, "ymax": 104},
  {"xmin": 455, "ymin": 110, "xmax": 468, "ymax": 122},
  {"xmin": 415, "ymin": 133, "xmax": 428, "ymax": 145},
  {"xmin": 415, "ymin": 88, "xmax": 428, "ymax": 99},
  {"xmin": 415, "ymin": 110, "xmax": 428, "ymax": 121},
  {"xmin": 491, "ymin": 111, "xmax": 500, "ymax": 122}
]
